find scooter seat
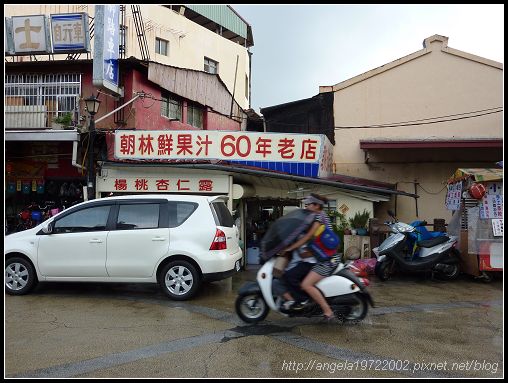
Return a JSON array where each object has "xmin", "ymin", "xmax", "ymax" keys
[{"xmin": 417, "ymin": 236, "xmax": 449, "ymax": 248}]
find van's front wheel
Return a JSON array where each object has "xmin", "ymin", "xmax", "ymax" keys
[
  {"xmin": 235, "ymin": 293, "xmax": 269, "ymax": 323},
  {"xmin": 5, "ymin": 257, "xmax": 38, "ymax": 295}
]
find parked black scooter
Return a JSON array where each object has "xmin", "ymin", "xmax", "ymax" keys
[{"xmin": 373, "ymin": 210, "xmax": 460, "ymax": 281}]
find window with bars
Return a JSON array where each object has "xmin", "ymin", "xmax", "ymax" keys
[
  {"xmin": 4, "ymin": 73, "xmax": 81, "ymax": 128},
  {"xmin": 187, "ymin": 103, "xmax": 203, "ymax": 129},
  {"xmin": 160, "ymin": 94, "xmax": 182, "ymax": 121},
  {"xmin": 155, "ymin": 37, "xmax": 169, "ymax": 56},
  {"xmin": 204, "ymin": 57, "xmax": 218, "ymax": 74}
]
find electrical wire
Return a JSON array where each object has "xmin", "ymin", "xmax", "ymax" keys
[
  {"xmin": 261, "ymin": 107, "xmax": 502, "ymax": 129},
  {"xmin": 90, "ymin": 89, "xmax": 503, "ymax": 130},
  {"xmin": 417, "ymin": 183, "xmax": 448, "ymax": 195},
  {"xmin": 334, "ymin": 108, "xmax": 502, "ymax": 129}
]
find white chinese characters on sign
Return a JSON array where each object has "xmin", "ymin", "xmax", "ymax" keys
[
  {"xmin": 12, "ymin": 15, "xmax": 48, "ymax": 53},
  {"xmin": 97, "ymin": 174, "xmax": 229, "ymax": 194},
  {"xmin": 114, "ymin": 130, "xmax": 324, "ymax": 163},
  {"xmin": 103, "ymin": 5, "xmax": 119, "ymax": 86}
]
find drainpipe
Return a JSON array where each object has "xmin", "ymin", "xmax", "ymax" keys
[{"xmin": 72, "ymin": 140, "xmax": 85, "ymax": 172}]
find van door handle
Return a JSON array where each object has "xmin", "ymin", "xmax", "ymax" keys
[
  {"xmin": 152, "ymin": 237, "xmax": 166, "ymax": 241},
  {"xmin": 89, "ymin": 239, "xmax": 103, "ymax": 243}
]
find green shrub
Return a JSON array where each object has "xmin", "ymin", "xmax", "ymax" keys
[{"xmin": 348, "ymin": 209, "xmax": 370, "ymax": 229}]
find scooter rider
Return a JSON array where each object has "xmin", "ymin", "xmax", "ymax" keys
[{"xmin": 281, "ymin": 194, "xmax": 340, "ymax": 320}]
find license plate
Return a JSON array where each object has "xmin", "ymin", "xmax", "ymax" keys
[{"xmin": 235, "ymin": 260, "xmax": 241, "ymax": 271}]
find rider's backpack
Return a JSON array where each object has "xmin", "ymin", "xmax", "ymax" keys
[{"xmin": 308, "ymin": 215, "xmax": 340, "ymax": 262}]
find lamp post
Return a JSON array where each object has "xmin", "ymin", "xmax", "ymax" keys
[{"xmin": 84, "ymin": 95, "xmax": 101, "ymax": 200}]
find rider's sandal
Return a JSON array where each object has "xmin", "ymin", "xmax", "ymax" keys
[{"xmin": 323, "ymin": 313, "xmax": 335, "ymax": 322}]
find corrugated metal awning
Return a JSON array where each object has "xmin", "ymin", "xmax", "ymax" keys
[
  {"xmin": 5, "ymin": 129, "xmax": 79, "ymax": 141},
  {"xmin": 102, "ymin": 161, "xmax": 418, "ymax": 202}
]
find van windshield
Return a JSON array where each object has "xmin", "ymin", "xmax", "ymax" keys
[{"xmin": 211, "ymin": 202, "xmax": 234, "ymax": 227}]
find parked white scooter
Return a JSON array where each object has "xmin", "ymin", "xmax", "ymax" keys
[{"xmin": 235, "ymin": 258, "xmax": 374, "ymax": 324}]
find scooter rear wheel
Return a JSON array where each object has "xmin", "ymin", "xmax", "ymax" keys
[
  {"xmin": 437, "ymin": 249, "xmax": 461, "ymax": 281},
  {"xmin": 235, "ymin": 293, "xmax": 269, "ymax": 323}
]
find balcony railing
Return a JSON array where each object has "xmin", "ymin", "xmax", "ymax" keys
[{"xmin": 5, "ymin": 73, "xmax": 82, "ymax": 130}]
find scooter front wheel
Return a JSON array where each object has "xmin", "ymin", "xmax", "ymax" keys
[
  {"xmin": 235, "ymin": 293, "xmax": 269, "ymax": 323},
  {"xmin": 344, "ymin": 293, "xmax": 369, "ymax": 322},
  {"xmin": 375, "ymin": 259, "xmax": 393, "ymax": 281}
]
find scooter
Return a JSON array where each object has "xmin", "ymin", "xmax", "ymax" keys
[
  {"xmin": 235, "ymin": 258, "xmax": 374, "ymax": 324},
  {"xmin": 407, "ymin": 219, "xmax": 447, "ymax": 258},
  {"xmin": 373, "ymin": 210, "xmax": 460, "ymax": 281}
]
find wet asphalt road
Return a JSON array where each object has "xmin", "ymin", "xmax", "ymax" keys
[{"xmin": 4, "ymin": 267, "xmax": 504, "ymax": 378}]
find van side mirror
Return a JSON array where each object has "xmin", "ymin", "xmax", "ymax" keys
[{"xmin": 41, "ymin": 221, "xmax": 54, "ymax": 234}]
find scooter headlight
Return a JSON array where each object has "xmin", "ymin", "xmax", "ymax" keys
[{"xmin": 394, "ymin": 222, "xmax": 415, "ymax": 233}]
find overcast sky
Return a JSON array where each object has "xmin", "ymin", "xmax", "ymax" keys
[{"xmin": 232, "ymin": 4, "xmax": 504, "ymax": 113}]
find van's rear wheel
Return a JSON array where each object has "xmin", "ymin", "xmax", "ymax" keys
[
  {"xmin": 160, "ymin": 260, "xmax": 200, "ymax": 300},
  {"xmin": 235, "ymin": 293, "xmax": 269, "ymax": 323}
]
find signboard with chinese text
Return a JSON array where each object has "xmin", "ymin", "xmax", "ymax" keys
[
  {"xmin": 92, "ymin": 5, "xmax": 122, "ymax": 96},
  {"xmin": 10, "ymin": 15, "xmax": 51, "ymax": 54},
  {"xmin": 445, "ymin": 181, "xmax": 462, "ymax": 211},
  {"xmin": 96, "ymin": 174, "xmax": 229, "ymax": 194},
  {"xmin": 480, "ymin": 194, "xmax": 503, "ymax": 219},
  {"xmin": 491, "ymin": 219, "xmax": 503, "ymax": 237},
  {"xmin": 50, "ymin": 13, "xmax": 89, "ymax": 53},
  {"xmin": 115, "ymin": 130, "xmax": 324, "ymax": 162},
  {"xmin": 114, "ymin": 130, "xmax": 333, "ymax": 177}
]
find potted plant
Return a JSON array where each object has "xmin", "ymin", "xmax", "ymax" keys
[
  {"xmin": 348, "ymin": 209, "xmax": 370, "ymax": 236},
  {"xmin": 53, "ymin": 112, "xmax": 73, "ymax": 129},
  {"xmin": 327, "ymin": 210, "xmax": 349, "ymax": 253}
]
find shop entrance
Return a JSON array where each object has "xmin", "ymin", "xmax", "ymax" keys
[{"xmin": 244, "ymin": 198, "xmax": 300, "ymax": 265}]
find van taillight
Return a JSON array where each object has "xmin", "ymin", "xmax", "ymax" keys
[{"xmin": 210, "ymin": 228, "xmax": 227, "ymax": 250}]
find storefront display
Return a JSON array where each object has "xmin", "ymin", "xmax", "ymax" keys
[
  {"xmin": 5, "ymin": 142, "xmax": 86, "ymax": 234},
  {"xmin": 446, "ymin": 168, "xmax": 503, "ymax": 280}
]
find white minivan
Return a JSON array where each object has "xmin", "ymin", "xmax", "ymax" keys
[{"xmin": 5, "ymin": 195, "xmax": 242, "ymax": 300}]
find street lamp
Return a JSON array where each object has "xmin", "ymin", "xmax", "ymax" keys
[{"xmin": 84, "ymin": 95, "xmax": 101, "ymax": 200}]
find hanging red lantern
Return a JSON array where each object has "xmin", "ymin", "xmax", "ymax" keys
[{"xmin": 469, "ymin": 183, "xmax": 486, "ymax": 199}]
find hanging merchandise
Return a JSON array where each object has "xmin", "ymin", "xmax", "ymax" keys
[
  {"xmin": 22, "ymin": 182, "xmax": 31, "ymax": 195},
  {"xmin": 17, "ymin": 180, "xmax": 22, "ymax": 192},
  {"xmin": 32, "ymin": 180, "xmax": 37, "ymax": 192},
  {"xmin": 46, "ymin": 180, "xmax": 58, "ymax": 196},
  {"xmin": 469, "ymin": 183, "xmax": 486, "ymax": 200},
  {"xmin": 7, "ymin": 182, "xmax": 16, "ymax": 194},
  {"xmin": 36, "ymin": 181, "xmax": 45, "ymax": 194},
  {"xmin": 60, "ymin": 182, "xmax": 70, "ymax": 197}
]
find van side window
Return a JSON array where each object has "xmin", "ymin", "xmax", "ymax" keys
[
  {"xmin": 168, "ymin": 202, "xmax": 198, "ymax": 228},
  {"xmin": 116, "ymin": 204, "xmax": 160, "ymax": 230},
  {"xmin": 211, "ymin": 202, "xmax": 234, "ymax": 227},
  {"xmin": 54, "ymin": 205, "xmax": 111, "ymax": 233}
]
